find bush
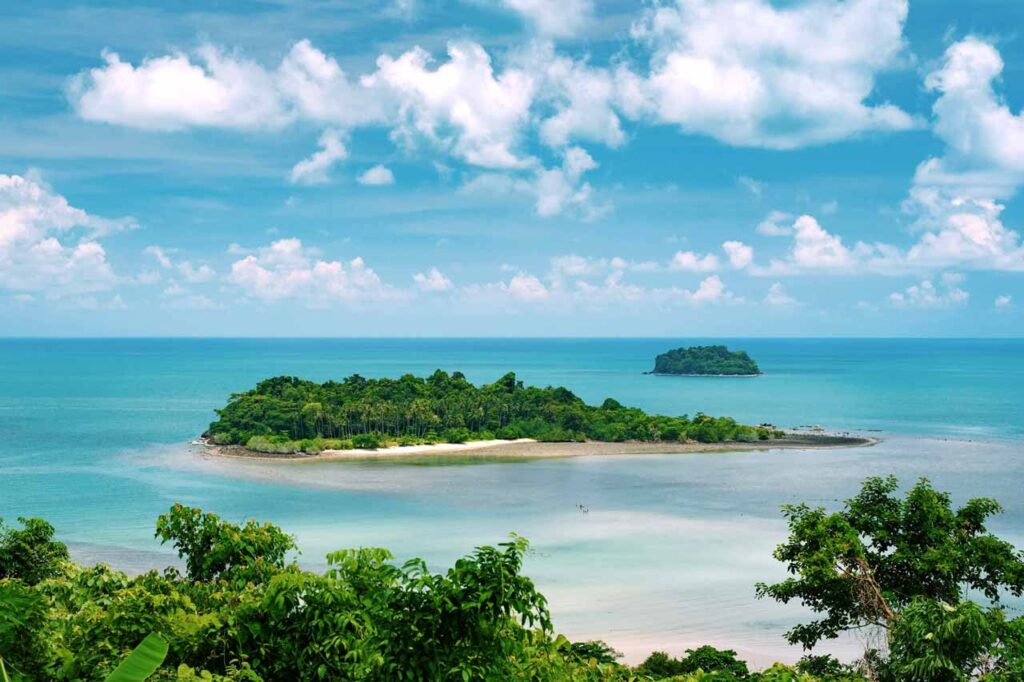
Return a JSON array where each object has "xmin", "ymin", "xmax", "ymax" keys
[
  {"xmin": 443, "ymin": 427, "xmax": 472, "ymax": 443},
  {"xmin": 679, "ymin": 645, "xmax": 749, "ymax": 678},
  {"xmin": 0, "ymin": 517, "xmax": 69, "ymax": 584},
  {"xmin": 636, "ymin": 651, "xmax": 685, "ymax": 677},
  {"xmin": 245, "ymin": 435, "xmax": 300, "ymax": 454},
  {"xmin": 350, "ymin": 433, "xmax": 381, "ymax": 449}
]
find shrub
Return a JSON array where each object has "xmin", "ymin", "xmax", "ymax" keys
[{"xmin": 350, "ymin": 433, "xmax": 381, "ymax": 449}]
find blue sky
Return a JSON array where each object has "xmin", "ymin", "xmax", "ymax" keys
[{"xmin": 1, "ymin": 0, "xmax": 1022, "ymax": 336}]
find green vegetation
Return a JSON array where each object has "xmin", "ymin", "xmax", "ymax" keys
[
  {"xmin": 206, "ymin": 370, "xmax": 780, "ymax": 455},
  {"xmin": 651, "ymin": 346, "xmax": 761, "ymax": 376},
  {"xmin": 757, "ymin": 475, "xmax": 1024, "ymax": 680},
  {"xmin": 4, "ymin": 476, "xmax": 1023, "ymax": 680}
]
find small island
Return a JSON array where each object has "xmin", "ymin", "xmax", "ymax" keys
[
  {"xmin": 648, "ymin": 345, "xmax": 761, "ymax": 376},
  {"xmin": 204, "ymin": 370, "xmax": 797, "ymax": 457}
]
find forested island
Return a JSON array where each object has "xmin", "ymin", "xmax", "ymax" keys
[
  {"xmin": 5, "ymin": 476, "xmax": 1024, "ymax": 680},
  {"xmin": 649, "ymin": 345, "xmax": 761, "ymax": 376},
  {"xmin": 206, "ymin": 370, "xmax": 785, "ymax": 455}
]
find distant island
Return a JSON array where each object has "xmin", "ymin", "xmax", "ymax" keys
[
  {"xmin": 649, "ymin": 345, "xmax": 761, "ymax": 376},
  {"xmin": 205, "ymin": 370, "xmax": 790, "ymax": 456}
]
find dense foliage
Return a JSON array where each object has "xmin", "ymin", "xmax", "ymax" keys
[
  {"xmin": 757, "ymin": 476, "xmax": 1024, "ymax": 680},
  {"xmin": 1, "ymin": 510, "xmax": 854, "ymax": 682},
  {"xmin": 5, "ymin": 476, "xmax": 1022, "ymax": 680},
  {"xmin": 651, "ymin": 346, "xmax": 761, "ymax": 376},
  {"xmin": 206, "ymin": 370, "xmax": 779, "ymax": 454}
]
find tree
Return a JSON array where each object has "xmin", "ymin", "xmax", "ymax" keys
[
  {"xmin": 757, "ymin": 477, "xmax": 1024, "ymax": 650},
  {"xmin": 0, "ymin": 517, "xmax": 69, "ymax": 585},
  {"xmin": 154, "ymin": 504, "xmax": 296, "ymax": 582}
]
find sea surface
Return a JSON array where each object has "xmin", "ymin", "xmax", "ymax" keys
[{"xmin": 1, "ymin": 338, "xmax": 1023, "ymax": 663}]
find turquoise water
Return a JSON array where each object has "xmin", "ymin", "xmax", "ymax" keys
[{"xmin": 1, "ymin": 338, "xmax": 1023, "ymax": 662}]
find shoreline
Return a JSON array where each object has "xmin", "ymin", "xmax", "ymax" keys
[{"xmin": 197, "ymin": 432, "xmax": 877, "ymax": 464}]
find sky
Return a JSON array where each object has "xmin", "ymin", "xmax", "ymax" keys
[{"xmin": 1, "ymin": 0, "xmax": 1023, "ymax": 337}]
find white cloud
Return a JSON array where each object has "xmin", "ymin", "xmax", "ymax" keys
[
  {"xmin": 500, "ymin": 0, "xmax": 593, "ymax": 38},
  {"xmin": 358, "ymin": 165, "xmax": 395, "ymax": 186},
  {"xmin": 146, "ymin": 245, "xmax": 216, "ymax": 283},
  {"xmin": 902, "ymin": 192, "xmax": 1024, "ymax": 271},
  {"xmin": 520, "ymin": 44, "xmax": 625, "ymax": 149},
  {"xmin": 763, "ymin": 282, "xmax": 797, "ymax": 306},
  {"xmin": 277, "ymin": 40, "xmax": 389, "ymax": 128},
  {"xmin": 465, "ymin": 146, "xmax": 606, "ymax": 219},
  {"xmin": 228, "ymin": 238, "xmax": 396, "ymax": 305},
  {"xmin": 177, "ymin": 261, "xmax": 216, "ymax": 284},
  {"xmin": 788, "ymin": 215, "xmax": 858, "ymax": 270},
  {"xmin": 366, "ymin": 41, "xmax": 536, "ymax": 169},
  {"xmin": 681, "ymin": 274, "xmax": 738, "ymax": 304},
  {"xmin": 626, "ymin": 0, "xmax": 915, "ymax": 149},
  {"xmin": 144, "ymin": 245, "xmax": 174, "ymax": 269},
  {"xmin": 502, "ymin": 272, "xmax": 549, "ymax": 300},
  {"xmin": 722, "ymin": 240, "xmax": 753, "ymax": 269},
  {"xmin": 0, "ymin": 174, "xmax": 130, "ymax": 296},
  {"xmin": 756, "ymin": 210, "xmax": 793, "ymax": 236},
  {"xmin": 68, "ymin": 47, "xmax": 290, "ymax": 131},
  {"xmin": 290, "ymin": 129, "xmax": 348, "ymax": 185},
  {"xmin": 995, "ymin": 294, "xmax": 1012, "ymax": 309},
  {"xmin": 923, "ymin": 37, "xmax": 1024, "ymax": 183},
  {"xmin": 899, "ymin": 38, "xmax": 1024, "ymax": 273},
  {"xmin": 534, "ymin": 146, "xmax": 604, "ymax": 219},
  {"xmin": 757, "ymin": 214, "xmax": 867, "ymax": 274},
  {"xmin": 412, "ymin": 266, "xmax": 452, "ymax": 291},
  {"xmin": 888, "ymin": 274, "xmax": 969, "ymax": 309},
  {"xmin": 670, "ymin": 250, "xmax": 719, "ymax": 272}
]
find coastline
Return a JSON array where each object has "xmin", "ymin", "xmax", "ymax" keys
[{"xmin": 197, "ymin": 432, "xmax": 876, "ymax": 464}]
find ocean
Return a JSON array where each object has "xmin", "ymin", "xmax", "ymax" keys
[{"xmin": 1, "ymin": 338, "xmax": 1022, "ymax": 662}]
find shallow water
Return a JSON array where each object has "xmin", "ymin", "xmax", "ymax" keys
[{"xmin": 1, "ymin": 338, "xmax": 1022, "ymax": 662}]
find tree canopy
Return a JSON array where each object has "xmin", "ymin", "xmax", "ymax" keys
[
  {"xmin": 651, "ymin": 346, "xmax": 761, "ymax": 376},
  {"xmin": 757, "ymin": 476, "xmax": 1024, "ymax": 680},
  {"xmin": 206, "ymin": 370, "xmax": 779, "ymax": 454},
  {"xmin": 5, "ymin": 476, "xmax": 1024, "ymax": 680}
]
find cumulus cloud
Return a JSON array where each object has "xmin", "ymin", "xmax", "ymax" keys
[
  {"xmin": 534, "ymin": 146, "xmax": 604, "ymax": 219},
  {"xmin": 290, "ymin": 129, "xmax": 348, "ymax": 184},
  {"xmin": 228, "ymin": 238, "xmax": 396, "ymax": 305},
  {"xmin": 722, "ymin": 240, "xmax": 753, "ymax": 269},
  {"xmin": 68, "ymin": 47, "xmax": 290, "ymax": 131},
  {"xmin": 0, "ymin": 174, "xmax": 132, "ymax": 296},
  {"xmin": 69, "ymin": 41, "xmax": 383, "ymax": 132},
  {"xmin": 625, "ymin": 0, "xmax": 915, "ymax": 149},
  {"xmin": 922, "ymin": 37, "xmax": 1024, "ymax": 183},
  {"xmin": 366, "ymin": 41, "xmax": 535, "ymax": 169},
  {"xmin": 888, "ymin": 273, "xmax": 969, "ymax": 309},
  {"xmin": 899, "ymin": 38, "xmax": 1024, "ymax": 272},
  {"xmin": 670, "ymin": 250, "xmax": 719, "ymax": 272},
  {"xmin": 517, "ymin": 43, "xmax": 625, "ymax": 149},
  {"xmin": 358, "ymin": 165, "xmax": 395, "ymax": 186},
  {"xmin": 756, "ymin": 214, "xmax": 871, "ymax": 274},
  {"xmin": 681, "ymin": 274, "xmax": 738, "ymax": 304},
  {"xmin": 412, "ymin": 266, "xmax": 452, "ymax": 291},
  {"xmin": 500, "ymin": 0, "xmax": 593, "ymax": 37},
  {"xmin": 995, "ymin": 294, "xmax": 1012, "ymax": 309}
]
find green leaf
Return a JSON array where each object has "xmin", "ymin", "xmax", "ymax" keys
[{"xmin": 104, "ymin": 633, "xmax": 169, "ymax": 682}]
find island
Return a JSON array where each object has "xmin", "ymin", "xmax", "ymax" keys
[
  {"xmin": 202, "ymin": 370, "xmax": 867, "ymax": 459},
  {"xmin": 648, "ymin": 345, "xmax": 761, "ymax": 376}
]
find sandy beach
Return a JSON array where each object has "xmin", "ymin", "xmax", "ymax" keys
[{"xmin": 200, "ymin": 432, "xmax": 876, "ymax": 464}]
